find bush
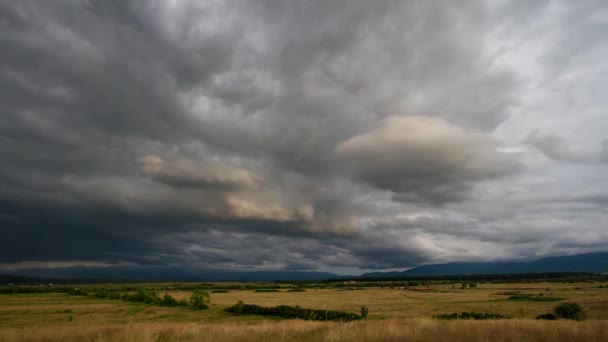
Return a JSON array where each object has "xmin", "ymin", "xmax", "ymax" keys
[
  {"xmin": 507, "ymin": 294, "xmax": 564, "ymax": 302},
  {"xmin": 160, "ymin": 293, "xmax": 179, "ymax": 307},
  {"xmin": 211, "ymin": 290, "xmax": 229, "ymax": 293},
  {"xmin": 536, "ymin": 313, "xmax": 556, "ymax": 320},
  {"xmin": 189, "ymin": 290, "xmax": 210, "ymax": 310},
  {"xmin": 224, "ymin": 302, "xmax": 362, "ymax": 322},
  {"xmin": 434, "ymin": 312, "xmax": 506, "ymax": 320},
  {"xmin": 554, "ymin": 302, "xmax": 586, "ymax": 321},
  {"xmin": 107, "ymin": 292, "xmax": 121, "ymax": 300},
  {"xmin": 360, "ymin": 306, "xmax": 369, "ymax": 319},
  {"xmin": 95, "ymin": 290, "xmax": 109, "ymax": 298},
  {"xmin": 143, "ymin": 292, "xmax": 161, "ymax": 305}
]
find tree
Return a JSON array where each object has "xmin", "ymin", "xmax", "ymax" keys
[
  {"xmin": 554, "ymin": 302, "xmax": 586, "ymax": 321},
  {"xmin": 189, "ymin": 290, "xmax": 210, "ymax": 310}
]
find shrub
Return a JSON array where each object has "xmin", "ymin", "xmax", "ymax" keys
[
  {"xmin": 122, "ymin": 290, "xmax": 146, "ymax": 303},
  {"xmin": 107, "ymin": 292, "xmax": 121, "ymax": 300},
  {"xmin": 189, "ymin": 290, "xmax": 210, "ymax": 310},
  {"xmin": 434, "ymin": 312, "xmax": 506, "ymax": 320},
  {"xmin": 143, "ymin": 292, "xmax": 161, "ymax": 305},
  {"xmin": 224, "ymin": 302, "xmax": 362, "ymax": 322},
  {"xmin": 160, "ymin": 293, "xmax": 179, "ymax": 307},
  {"xmin": 95, "ymin": 290, "xmax": 109, "ymax": 298},
  {"xmin": 287, "ymin": 289, "xmax": 306, "ymax": 292},
  {"xmin": 254, "ymin": 289, "xmax": 280, "ymax": 292},
  {"xmin": 507, "ymin": 294, "xmax": 564, "ymax": 302},
  {"xmin": 211, "ymin": 290, "xmax": 229, "ymax": 293},
  {"xmin": 536, "ymin": 313, "xmax": 556, "ymax": 320},
  {"xmin": 360, "ymin": 306, "xmax": 369, "ymax": 319},
  {"xmin": 554, "ymin": 302, "xmax": 586, "ymax": 321}
]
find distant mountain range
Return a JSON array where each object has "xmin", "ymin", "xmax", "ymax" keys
[
  {"xmin": 360, "ymin": 252, "xmax": 608, "ymax": 278},
  {"xmin": 2, "ymin": 252, "xmax": 607, "ymax": 283}
]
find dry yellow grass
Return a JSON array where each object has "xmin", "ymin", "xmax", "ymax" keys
[
  {"xmin": 1, "ymin": 282, "xmax": 608, "ymax": 341},
  {"xmin": 1, "ymin": 319, "xmax": 607, "ymax": 342}
]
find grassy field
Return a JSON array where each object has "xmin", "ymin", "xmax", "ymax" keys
[{"xmin": 1, "ymin": 281, "xmax": 607, "ymax": 341}]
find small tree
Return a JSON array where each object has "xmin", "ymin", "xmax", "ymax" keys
[
  {"xmin": 189, "ymin": 290, "xmax": 210, "ymax": 310},
  {"xmin": 360, "ymin": 306, "xmax": 369, "ymax": 319},
  {"xmin": 554, "ymin": 302, "xmax": 586, "ymax": 321}
]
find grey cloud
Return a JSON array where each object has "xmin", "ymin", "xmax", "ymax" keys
[
  {"xmin": 139, "ymin": 155, "xmax": 263, "ymax": 190},
  {"xmin": 0, "ymin": 0, "xmax": 606, "ymax": 274},
  {"xmin": 524, "ymin": 130, "xmax": 607, "ymax": 163},
  {"xmin": 336, "ymin": 116, "xmax": 521, "ymax": 204}
]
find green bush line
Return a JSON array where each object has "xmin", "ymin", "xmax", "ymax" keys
[
  {"xmin": 434, "ymin": 312, "xmax": 507, "ymax": 320},
  {"xmin": 95, "ymin": 290, "xmax": 189, "ymax": 307},
  {"xmin": 93, "ymin": 289, "xmax": 210, "ymax": 310},
  {"xmin": 507, "ymin": 294, "xmax": 565, "ymax": 302},
  {"xmin": 224, "ymin": 302, "xmax": 364, "ymax": 322},
  {"xmin": 254, "ymin": 289, "xmax": 281, "ymax": 292}
]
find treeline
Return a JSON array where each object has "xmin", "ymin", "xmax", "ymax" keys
[
  {"xmin": 297, "ymin": 272, "xmax": 608, "ymax": 287},
  {"xmin": 224, "ymin": 302, "xmax": 366, "ymax": 322},
  {"xmin": 0, "ymin": 286, "xmax": 89, "ymax": 294},
  {"xmin": 0, "ymin": 283, "xmax": 286, "ymax": 294}
]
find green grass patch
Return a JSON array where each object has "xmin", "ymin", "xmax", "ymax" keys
[
  {"xmin": 126, "ymin": 305, "xmax": 147, "ymax": 315},
  {"xmin": 150, "ymin": 313, "xmax": 191, "ymax": 322}
]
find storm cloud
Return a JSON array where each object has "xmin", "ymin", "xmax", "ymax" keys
[{"xmin": 1, "ymin": 0, "xmax": 607, "ymax": 275}]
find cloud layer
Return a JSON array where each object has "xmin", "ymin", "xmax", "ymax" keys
[{"xmin": 1, "ymin": 0, "xmax": 607, "ymax": 274}]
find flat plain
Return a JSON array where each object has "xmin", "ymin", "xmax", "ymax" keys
[{"xmin": 1, "ymin": 281, "xmax": 608, "ymax": 341}]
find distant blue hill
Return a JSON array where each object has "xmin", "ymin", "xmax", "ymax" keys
[
  {"xmin": 3, "ymin": 252, "xmax": 608, "ymax": 283},
  {"xmin": 361, "ymin": 252, "xmax": 608, "ymax": 278}
]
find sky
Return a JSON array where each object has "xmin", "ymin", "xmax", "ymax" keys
[{"xmin": 1, "ymin": 0, "xmax": 607, "ymax": 276}]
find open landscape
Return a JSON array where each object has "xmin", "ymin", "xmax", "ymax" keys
[
  {"xmin": 3, "ymin": 1, "xmax": 608, "ymax": 341},
  {"xmin": 2, "ymin": 275, "xmax": 608, "ymax": 341}
]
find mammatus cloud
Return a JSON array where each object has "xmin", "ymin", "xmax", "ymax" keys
[{"xmin": 0, "ymin": 0, "xmax": 607, "ymax": 275}]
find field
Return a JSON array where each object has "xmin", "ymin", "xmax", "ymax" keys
[{"xmin": 1, "ymin": 281, "xmax": 608, "ymax": 341}]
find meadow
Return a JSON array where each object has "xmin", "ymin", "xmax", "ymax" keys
[{"xmin": 1, "ymin": 280, "xmax": 608, "ymax": 341}]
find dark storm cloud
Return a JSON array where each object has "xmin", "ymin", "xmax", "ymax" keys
[{"xmin": 1, "ymin": 0, "xmax": 606, "ymax": 274}]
